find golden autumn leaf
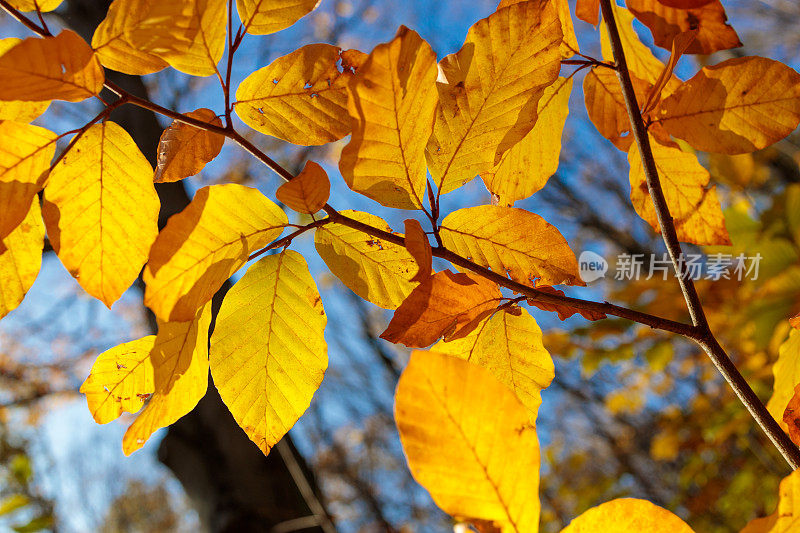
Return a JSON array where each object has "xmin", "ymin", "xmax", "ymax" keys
[
  {"xmin": 0, "ymin": 30, "xmax": 104, "ymax": 102},
  {"xmin": 768, "ymin": 329, "xmax": 800, "ymax": 434},
  {"xmin": 276, "ymin": 160, "xmax": 330, "ymax": 214},
  {"xmin": 575, "ymin": 0, "xmax": 599, "ymax": 25},
  {"xmin": 380, "ymin": 270, "xmax": 502, "ymax": 348},
  {"xmin": 153, "ymin": 108, "xmax": 224, "ymax": 183},
  {"xmin": 91, "ymin": 0, "xmax": 169, "ymax": 76},
  {"xmin": 79, "ymin": 336, "xmax": 156, "ymax": 424},
  {"xmin": 0, "ymin": 39, "xmax": 49, "ymax": 121},
  {"xmin": 641, "ymin": 29, "xmax": 697, "ymax": 115},
  {"xmin": 561, "ymin": 498, "xmax": 694, "ymax": 532},
  {"xmin": 481, "ymin": 77, "xmax": 572, "ymax": 205},
  {"xmin": 432, "ymin": 307, "xmax": 554, "ymax": 417},
  {"xmin": 439, "ymin": 205, "xmax": 583, "ymax": 287},
  {"xmin": 210, "ymin": 251, "xmax": 327, "ymax": 455},
  {"xmin": 425, "ymin": 0, "xmax": 563, "ymax": 194},
  {"xmin": 125, "ymin": 0, "xmax": 226, "ymax": 77},
  {"xmin": 403, "ymin": 219, "xmax": 431, "ymax": 283},
  {"xmin": 123, "ymin": 304, "xmax": 211, "ymax": 455},
  {"xmin": 314, "ymin": 210, "xmax": 416, "ymax": 309},
  {"xmin": 339, "ymin": 26, "xmax": 437, "ymax": 209},
  {"xmin": 627, "ymin": 0, "xmax": 741, "ymax": 56},
  {"xmin": 498, "ymin": 0, "xmax": 579, "ymax": 59},
  {"xmin": 0, "ymin": 198, "xmax": 44, "ymax": 319},
  {"xmin": 236, "ymin": 0, "xmax": 320, "ymax": 35},
  {"xmin": 628, "ymin": 136, "xmax": 730, "ymax": 246},
  {"xmin": 583, "ymin": 67, "xmax": 652, "ymax": 151},
  {"xmin": 600, "ymin": 3, "xmax": 666, "ymax": 84},
  {"xmin": 740, "ymin": 470, "xmax": 800, "ymax": 533},
  {"xmin": 395, "ymin": 350, "xmax": 541, "ymax": 532},
  {"xmin": 0, "ymin": 120, "xmax": 57, "ymax": 240},
  {"xmin": 43, "ymin": 121, "xmax": 160, "ymax": 307},
  {"xmin": 782, "ymin": 383, "xmax": 800, "ymax": 447},
  {"xmin": 656, "ymin": 57, "xmax": 800, "ymax": 154},
  {"xmin": 6, "ymin": 0, "xmax": 63, "ymax": 12},
  {"xmin": 235, "ymin": 44, "xmax": 353, "ymax": 145},
  {"xmin": 144, "ymin": 184, "xmax": 287, "ymax": 322}
]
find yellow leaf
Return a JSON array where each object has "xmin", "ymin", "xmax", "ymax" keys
[
  {"xmin": 153, "ymin": 108, "xmax": 224, "ymax": 183},
  {"xmin": 314, "ymin": 210, "xmax": 416, "ymax": 309},
  {"xmin": 275, "ymin": 160, "xmax": 330, "ymax": 214},
  {"xmin": 6, "ymin": 0, "xmax": 62, "ymax": 11},
  {"xmin": 628, "ymin": 136, "xmax": 730, "ymax": 246},
  {"xmin": 560, "ymin": 498, "xmax": 694, "ymax": 532},
  {"xmin": 782, "ymin": 383, "xmax": 800, "ymax": 447},
  {"xmin": 395, "ymin": 350, "xmax": 541, "ymax": 532},
  {"xmin": 210, "ymin": 251, "xmax": 326, "ymax": 454},
  {"xmin": 123, "ymin": 304, "xmax": 211, "ymax": 455},
  {"xmin": 0, "ymin": 199, "xmax": 44, "ymax": 319},
  {"xmin": 144, "ymin": 184, "xmax": 287, "ymax": 321},
  {"xmin": 0, "ymin": 121, "xmax": 57, "ymax": 240},
  {"xmin": 767, "ymin": 329, "xmax": 800, "ymax": 434},
  {"xmin": 439, "ymin": 205, "xmax": 582, "ymax": 287},
  {"xmin": 583, "ymin": 67, "xmax": 651, "ymax": 151},
  {"xmin": 600, "ymin": 3, "xmax": 665, "ymax": 84},
  {"xmin": 0, "ymin": 40, "xmax": 49, "ymax": 121},
  {"xmin": 627, "ymin": 0, "xmax": 741, "ymax": 56},
  {"xmin": 91, "ymin": 0, "xmax": 169, "ymax": 76},
  {"xmin": 43, "ymin": 121, "xmax": 160, "ymax": 307},
  {"xmin": 403, "ymin": 219, "xmax": 432, "ymax": 283},
  {"xmin": 656, "ymin": 57, "xmax": 800, "ymax": 154},
  {"xmin": 79, "ymin": 336, "xmax": 156, "ymax": 424},
  {"xmin": 236, "ymin": 0, "xmax": 320, "ymax": 35},
  {"xmin": 125, "ymin": 0, "xmax": 226, "ymax": 77},
  {"xmin": 432, "ymin": 308, "xmax": 554, "ymax": 418},
  {"xmin": 426, "ymin": 0, "xmax": 563, "ymax": 194},
  {"xmin": 339, "ymin": 26, "xmax": 437, "ymax": 209},
  {"xmin": 741, "ymin": 470, "xmax": 800, "ymax": 533},
  {"xmin": 0, "ymin": 30, "xmax": 104, "ymax": 102},
  {"xmin": 235, "ymin": 44, "xmax": 352, "ymax": 145},
  {"xmin": 381, "ymin": 270, "xmax": 502, "ymax": 348},
  {"xmin": 498, "ymin": 0, "xmax": 579, "ymax": 60},
  {"xmin": 481, "ymin": 77, "xmax": 572, "ymax": 206}
]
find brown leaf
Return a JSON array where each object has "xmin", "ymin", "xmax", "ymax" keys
[
  {"xmin": 642, "ymin": 29, "xmax": 697, "ymax": 115},
  {"xmin": 783, "ymin": 383, "xmax": 800, "ymax": 447},
  {"xmin": 154, "ymin": 108, "xmax": 224, "ymax": 183},
  {"xmin": 576, "ymin": 0, "xmax": 599, "ymax": 25},
  {"xmin": 527, "ymin": 286, "xmax": 607, "ymax": 321},
  {"xmin": 403, "ymin": 219, "xmax": 432, "ymax": 283},
  {"xmin": 380, "ymin": 270, "xmax": 502, "ymax": 348},
  {"xmin": 276, "ymin": 161, "xmax": 330, "ymax": 214}
]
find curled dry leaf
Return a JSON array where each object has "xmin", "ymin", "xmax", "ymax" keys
[
  {"xmin": 276, "ymin": 161, "xmax": 330, "ymax": 214},
  {"xmin": 403, "ymin": 219, "xmax": 432, "ymax": 283},
  {"xmin": 526, "ymin": 286, "xmax": 607, "ymax": 321},
  {"xmin": 154, "ymin": 108, "xmax": 224, "ymax": 183},
  {"xmin": 380, "ymin": 270, "xmax": 502, "ymax": 348}
]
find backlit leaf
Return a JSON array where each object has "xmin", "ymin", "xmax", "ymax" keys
[
  {"xmin": 767, "ymin": 329, "xmax": 800, "ymax": 434},
  {"xmin": 144, "ymin": 184, "xmax": 287, "ymax": 322},
  {"xmin": 439, "ymin": 205, "xmax": 582, "ymax": 287},
  {"xmin": 575, "ymin": 0, "xmax": 599, "ymax": 25},
  {"xmin": 153, "ymin": 108, "xmax": 224, "ymax": 183},
  {"xmin": 6, "ymin": 0, "xmax": 63, "ymax": 12},
  {"xmin": 235, "ymin": 44, "xmax": 353, "ymax": 145},
  {"xmin": 91, "ymin": 0, "xmax": 169, "ymax": 75},
  {"xmin": 236, "ymin": 0, "xmax": 320, "ymax": 35},
  {"xmin": 425, "ymin": 0, "xmax": 563, "ymax": 194},
  {"xmin": 782, "ymin": 383, "xmax": 800, "ymax": 447},
  {"xmin": 122, "ymin": 304, "xmax": 211, "ymax": 455},
  {"xmin": 600, "ymin": 3, "xmax": 665, "ymax": 84},
  {"xmin": 276, "ymin": 160, "xmax": 330, "ymax": 214},
  {"xmin": 403, "ymin": 219, "xmax": 431, "ymax": 283},
  {"xmin": 0, "ymin": 121, "xmax": 57, "ymax": 240},
  {"xmin": 740, "ymin": 470, "xmax": 800, "ymax": 533},
  {"xmin": 656, "ymin": 57, "xmax": 800, "ymax": 154},
  {"xmin": 498, "ymin": 0, "xmax": 579, "ymax": 59},
  {"xmin": 627, "ymin": 0, "xmax": 740, "ymax": 55},
  {"xmin": 43, "ymin": 121, "xmax": 160, "ymax": 307},
  {"xmin": 339, "ymin": 26, "xmax": 437, "ymax": 209},
  {"xmin": 210, "ymin": 251, "xmax": 326, "ymax": 454},
  {"xmin": 0, "ymin": 199, "xmax": 44, "ymax": 319},
  {"xmin": 314, "ymin": 210, "xmax": 416, "ymax": 309},
  {"xmin": 125, "ymin": 0, "xmax": 226, "ymax": 77},
  {"xmin": 380, "ymin": 270, "xmax": 502, "ymax": 348},
  {"xmin": 395, "ymin": 350, "xmax": 541, "ymax": 532},
  {"xmin": 628, "ymin": 136, "xmax": 730, "ymax": 246},
  {"xmin": 561, "ymin": 498, "xmax": 694, "ymax": 532},
  {"xmin": 0, "ymin": 39, "xmax": 49, "ymax": 121},
  {"xmin": 481, "ymin": 77, "xmax": 572, "ymax": 205},
  {"xmin": 0, "ymin": 30, "xmax": 104, "ymax": 102},
  {"xmin": 641, "ymin": 30, "xmax": 697, "ymax": 115},
  {"xmin": 79, "ymin": 336, "xmax": 156, "ymax": 424},
  {"xmin": 583, "ymin": 67, "xmax": 651, "ymax": 151},
  {"xmin": 432, "ymin": 308, "xmax": 554, "ymax": 417}
]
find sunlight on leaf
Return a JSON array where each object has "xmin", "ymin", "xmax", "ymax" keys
[
  {"xmin": 403, "ymin": 219, "xmax": 432, "ymax": 283},
  {"xmin": 0, "ymin": 199, "xmax": 44, "ymax": 320},
  {"xmin": 276, "ymin": 160, "xmax": 330, "ymax": 214},
  {"xmin": 154, "ymin": 108, "xmax": 224, "ymax": 183},
  {"xmin": 6, "ymin": 0, "xmax": 63, "ymax": 11},
  {"xmin": 560, "ymin": 498, "xmax": 694, "ymax": 532},
  {"xmin": 236, "ymin": 0, "xmax": 320, "ymax": 35},
  {"xmin": 0, "ymin": 39, "xmax": 49, "ymax": 121},
  {"xmin": 740, "ymin": 469, "xmax": 800, "ymax": 533},
  {"xmin": 91, "ymin": 0, "xmax": 169, "ymax": 75},
  {"xmin": 768, "ymin": 329, "xmax": 800, "ymax": 434},
  {"xmin": 600, "ymin": 3, "xmax": 665, "ymax": 84}
]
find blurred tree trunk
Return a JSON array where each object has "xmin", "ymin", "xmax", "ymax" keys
[{"xmin": 60, "ymin": 2, "xmax": 328, "ymax": 531}]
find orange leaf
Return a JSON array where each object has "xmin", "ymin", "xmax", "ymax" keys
[
  {"xmin": 627, "ymin": 0, "xmax": 741, "ymax": 56},
  {"xmin": 403, "ymin": 219, "xmax": 432, "ymax": 283},
  {"xmin": 527, "ymin": 286, "xmax": 607, "ymax": 321},
  {"xmin": 783, "ymin": 383, "xmax": 800, "ymax": 448},
  {"xmin": 276, "ymin": 161, "xmax": 330, "ymax": 214},
  {"xmin": 655, "ymin": 0, "xmax": 714, "ymax": 8},
  {"xmin": 154, "ymin": 108, "xmax": 224, "ymax": 183},
  {"xmin": 642, "ymin": 29, "xmax": 697, "ymax": 115},
  {"xmin": 576, "ymin": 0, "xmax": 599, "ymax": 25},
  {"xmin": 583, "ymin": 67, "xmax": 651, "ymax": 151},
  {"xmin": 380, "ymin": 270, "xmax": 502, "ymax": 348},
  {"xmin": 790, "ymin": 313, "xmax": 800, "ymax": 330},
  {"xmin": 0, "ymin": 30, "xmax": 104, "ymax": 102}
]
